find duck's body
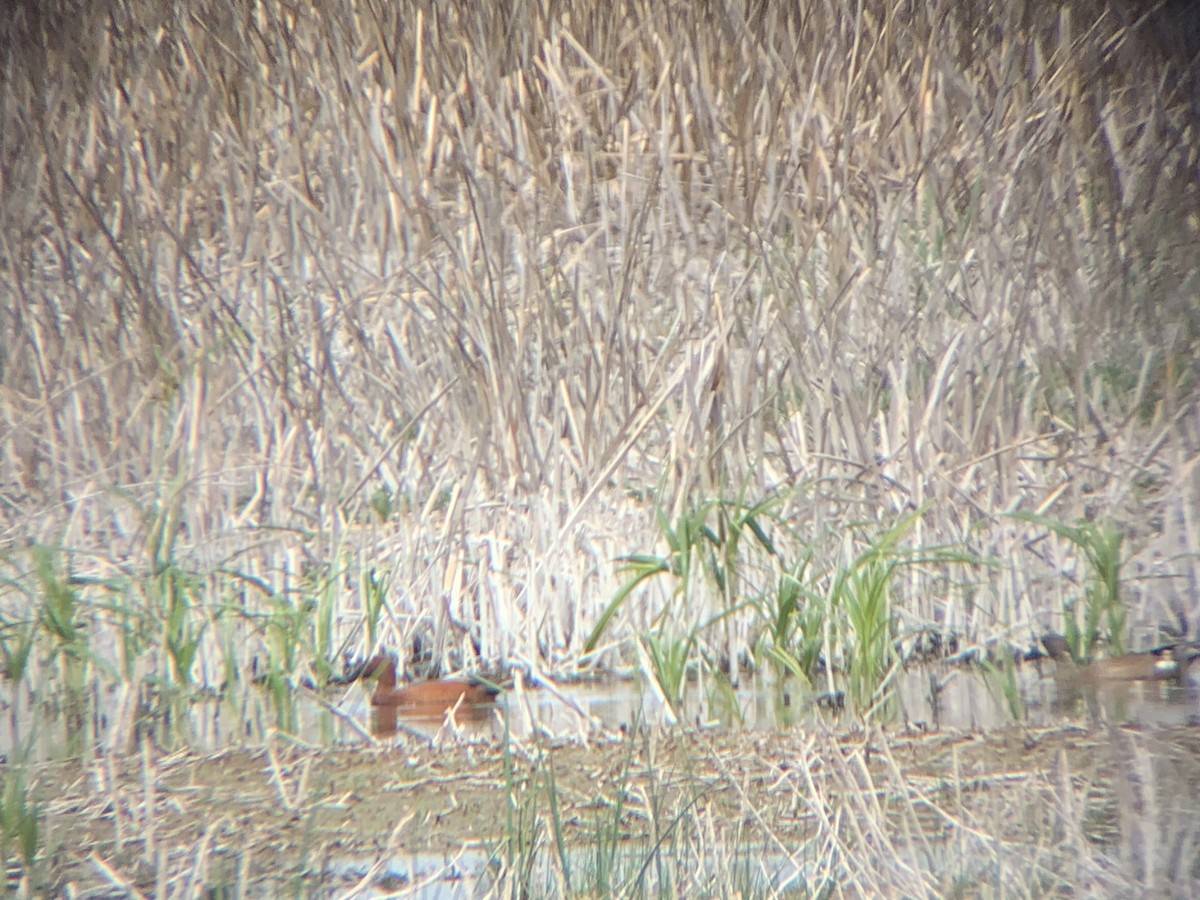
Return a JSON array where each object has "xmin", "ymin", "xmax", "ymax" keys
[
  {"xmin": 373, "ymin": 677, "xmax": 500, "ymax": 712},
  {"xmin": 362, "ymin": 654, "xmax": 500, "ymax": 716},
  {"xmin": 1041, "ymin": 634, "xmax": 1186, "ymax": 683}
]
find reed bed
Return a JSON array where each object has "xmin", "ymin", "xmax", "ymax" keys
[
  {"xmin": 5, "ymin": 723, "xmax": 1198, "ymax": 895},
  {"xmin": 1, "ymin": 0, "xmax": 1198, "ymax": 706}
]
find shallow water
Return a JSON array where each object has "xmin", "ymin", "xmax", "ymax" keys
[
  {"xmin": 324, "ymin": 845, "xmax": 814, "ymax": 898},
  {"xmin": 2, "ymin": 658, "xmax": 1196, "ymax": 762},
  {"xmin": 358, "ymin": 658, "xmax": 1200, "ymax": 743}
]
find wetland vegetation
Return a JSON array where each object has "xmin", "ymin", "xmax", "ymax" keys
[{"xmin": 2, "ymin": 0, "xmax": 1199, "ymax": 894}]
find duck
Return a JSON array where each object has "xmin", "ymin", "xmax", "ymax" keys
[
  {"xmin": 1040, "ymin": 634, "xmax": 1186, "ymax": 683},
  {"xmin": 361, "ymin": 654, "xmax": 500, "ymax": 718}
]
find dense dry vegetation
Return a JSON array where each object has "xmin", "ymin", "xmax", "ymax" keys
[
  {"xmin": 3, "ymin": 0, "xmax": 1200, "ymax": 674},
  {"xmin": 4, "ymin": 0, "xmax": 1200, "ymax": 688},
  {"xmin": 16, "ymin": 722, "xmax": 1200, "ymax": 896},
  {"xmin": 3, "ymin": 0, "xmax": 1200, "ymax": 894}
]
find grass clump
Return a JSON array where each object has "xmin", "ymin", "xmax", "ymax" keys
[
  {"xmin": 1012, "ymin": 511, "xmax": 1129, "ymax": 661},
  {"xmin": 0, "ymin": 758, "xmax": 42, "ymax": 888},
  {"xmin": 592, "ymin": 488, "xmax": 980, "ymax": 718}
]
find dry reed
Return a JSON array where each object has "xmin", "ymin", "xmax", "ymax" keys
[{"xmin": 1, "ymin": 0, "xmax": 1197, "ymax": 689}]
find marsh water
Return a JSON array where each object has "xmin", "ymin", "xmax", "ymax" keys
[
  {"xmin": 3, "ymin": 660, "xmax": 1198, "ymax": 897},
  {"xmin": 4, "ymin": 655, "xmax": 1198, "ymax": 761}
]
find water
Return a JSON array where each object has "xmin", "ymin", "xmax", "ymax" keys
[{"xmin": 2, "ymin": 657, "xmax": 1197, "ymax": 762}]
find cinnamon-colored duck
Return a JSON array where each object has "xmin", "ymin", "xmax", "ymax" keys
[
  {"xmin": 1041, "ymin": 634, "xmax": 1187, "ymax": 683},
  {"xmin": 362, "ymin": 654, "xmax": 500, "ymax": 719}
]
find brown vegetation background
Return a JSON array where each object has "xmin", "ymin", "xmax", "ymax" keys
[{"xmin": 2, "ymin": 0, "xmax": 1199, "ymax": 680}]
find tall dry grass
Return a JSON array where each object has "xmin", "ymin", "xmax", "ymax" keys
[{"xmin": 1, "ymin": 0, "xmax": 1198, "ymax": 686}]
